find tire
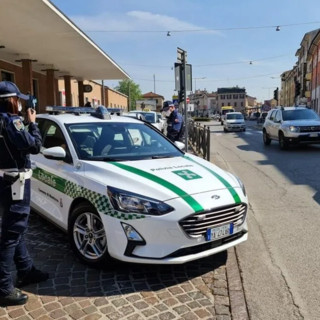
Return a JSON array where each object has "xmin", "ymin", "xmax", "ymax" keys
[
  {"xmin": 224, "ymin": 127, "xmax": 227, "ymax": 132},
  {"xmin": 279, "ymin": 132, "xmax": 289, "ymax": 150},
  {"xmin": 68, "ymin": 203, "xmax": 111, "ymax": 267},
  {"xmin": 263, "ymin": 130, "xmax": 271, "ymax": 145}
]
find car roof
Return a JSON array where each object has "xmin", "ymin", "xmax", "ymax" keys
[
  {"xmin": 227, "ymin": 112, "xmax": 242, "ymax": 115},
  {"xmin": 36, "ymin": 112, "xmax": 142, "ymax": 126}
]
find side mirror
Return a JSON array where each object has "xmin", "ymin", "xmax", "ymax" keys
[
  {"xmin": 42, "ymin": 146, "xmax": 66, "ymax": 160},
  {"xmin": 174, "ymin": 141, "xmax": 185, "ymax": 151}
]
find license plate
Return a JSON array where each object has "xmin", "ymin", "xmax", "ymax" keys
[
  {"xmin": 206, "ymin": 224, "xmax": 233, "ymax": 241},
  {"xmin": 310, "ymin": 133, "xmax": 318, "ymax": 137}
]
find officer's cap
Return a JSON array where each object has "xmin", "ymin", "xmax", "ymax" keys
[
  {"xmin": 0, "ymin": 81, "xmax": 30, "ymax": 100},
  {"xmin": 161, "ymin": 100, "xmax": 175, "ymax": 112}
]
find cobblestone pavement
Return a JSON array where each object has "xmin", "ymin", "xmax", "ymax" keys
[{"xmin": 0, "ymin": 213, "xmax": 248, "ymax": 320}]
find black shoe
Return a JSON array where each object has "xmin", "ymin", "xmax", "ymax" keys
[
  {"xmin": 16, "ymin": 266, "xmax": 49, "ymax": 288},
  {"xmin": 0, "ymin": 288, "xmax": 28, "ymax": 306}
]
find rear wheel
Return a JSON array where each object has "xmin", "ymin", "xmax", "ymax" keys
[
  {"xmin": 69, "ymin": 203, "xmax": 111, "ymax": 267},
  {"xmin": 279, "ymin": 132, "xmax": 289, "ymax": 150},
  {"xmin": 263, "ymin": 130, "xmax": 271, "ymax": 145}
]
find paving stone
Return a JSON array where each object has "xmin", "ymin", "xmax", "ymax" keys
[{"xmin": 0, "ymin": 212, "xmax": 248, "ymax": 320}]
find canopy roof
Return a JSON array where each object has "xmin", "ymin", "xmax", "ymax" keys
[{"xmin": 0, "ymin": 0, "xmax": 130, "ymax": 81}]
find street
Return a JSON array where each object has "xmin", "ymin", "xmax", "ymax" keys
[{"xmin": 208, "ymin": 119, "xmax": 320, "ymax": 320}]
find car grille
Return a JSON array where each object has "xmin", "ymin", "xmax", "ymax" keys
[
  {"xmin": 179, "ymin": 203, "xmax": 247, "ymax": 238},
  {"xmin": 300, "ymin": 126, "xmax": 320, "ymax": 132}
]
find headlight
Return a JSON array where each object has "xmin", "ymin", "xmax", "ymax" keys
[
  {"xmin": 232, "ymin": 174, "xmax": 246, "ymax": 197},
  {"xmin": 107, "ymin": 186, "xmax": 174, "ymax": 216},
  {"xmin": 288, "ymin": 125, "xmax": 300, "ymax": 132}
]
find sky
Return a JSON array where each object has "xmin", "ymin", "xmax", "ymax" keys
[{"xmin": 50, "ymin": 0, "xmax": 320, "ymax": 103}]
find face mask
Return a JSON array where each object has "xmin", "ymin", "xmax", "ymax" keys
[
  {"xmin": 17, "ymin": 100, "xmax": 22, "ymax": 112},
  {"xmin": 165, "ymin": 109, "xmax": 172, "ymax": 117}
]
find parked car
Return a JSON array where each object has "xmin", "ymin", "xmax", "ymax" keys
[
  {"xmin": 224, "ymin": 112, "xmax": 246, "ymax": 132},
  {"xmin": 257, "ymin": 112, "xmax": 268, "ymax": 124},
  {"xmin": 263, "ymin": 106, "xmax": 320, "ymax": 149},
  {"xmin": 129, "ymin": 110, "xmax": 162, "ymax": 131},
  {"xmin": 30, "ymin": 106, "xmax": 248, "ymax": 267}
]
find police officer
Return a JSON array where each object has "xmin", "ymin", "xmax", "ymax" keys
[
  {"xmin": 0, "ymin": 81, "xmax": 48, "ymax": 307},
  {"xmin": 162, "ymin": 101, "xmax": 183, "ymax": 142}
]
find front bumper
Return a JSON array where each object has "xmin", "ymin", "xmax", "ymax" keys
[
  {"xmin": 225, "ymin": 124, "xmax": 246, "ymax": 131},
  {"xmin": 103, "ymin": 201, "xmax": 248, "ymax": 265},
  {"xmin": 284, "ymin": 132, "xmax": 320, "ymax": 144}
]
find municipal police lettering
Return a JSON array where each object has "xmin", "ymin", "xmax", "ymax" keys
[
  {"xmin": 0, "ymin": 81, "xmax": 48, "ymax": 307},
  {"xmin": 162, "ymin": 101, "xmax": 183, "ymax": 142}
]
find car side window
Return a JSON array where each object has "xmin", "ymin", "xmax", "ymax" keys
[
  {"xmin": 269, "ymin": 110, "xmax": 276, "ymax": 121},
  {"xmin": 41, "ymin": 119, "xmax": 72, "ymax": 164},
  {"xmin": 275, "ymin": 110, "xmax": 282, "ymax": 122}
]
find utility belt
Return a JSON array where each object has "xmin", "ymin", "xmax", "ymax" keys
[{"xmin": 0, "ymin": 169, "xmax": 33, "ymax": 200}]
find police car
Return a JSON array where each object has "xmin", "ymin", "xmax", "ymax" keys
[{"xmin": 30, "ymin": 106, "xmax": 248, "ymax": 266}]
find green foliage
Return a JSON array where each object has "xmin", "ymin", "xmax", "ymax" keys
[
  {"xmin": 192, "ymin": 117, "xmax": 211, "ymax": 122},
  {"xmin": 115, "ymin": 79, "xmax": 142, "ymax": 111}
]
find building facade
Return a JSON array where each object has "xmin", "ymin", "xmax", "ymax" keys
[
  {"xmin": 217, "ymin": 87, "xmax": 246, "ymax": 113},
  {"xmin": 140, "ymin": 92, "xmax": 165, "ymax": 112}
]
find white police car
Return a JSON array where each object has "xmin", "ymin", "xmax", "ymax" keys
[{"xmin": 30, "ymin": 106, "xmax": 248, "ymax": 266}]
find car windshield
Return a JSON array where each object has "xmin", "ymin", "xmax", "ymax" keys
[
  {"xmin": 227, "ymin": 114, "xmax": 243, "ymax": 120},
  {"xmin": 282, "ymin": 109, "xmax": 319, "ymax": 121},
  {"xmin": 66, "ymin": 121, "xmax": 182, "ymax": 161}
]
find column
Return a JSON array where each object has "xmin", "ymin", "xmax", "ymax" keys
[
  {"xmin": 78, "ymin": 81, "xmax": 84, "ymax": 106},
  {"xmin": 21, "ymin": 59, "xmax": 33, "ymax": 95},
  {"xmin": 64, "ymin": 75, "xmax": 72, "ymax": 106},
  {"xmin": 46, "ymin": 69, "xmax": 56, "ymax": 106}
]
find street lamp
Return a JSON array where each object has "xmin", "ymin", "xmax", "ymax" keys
[{"xmin": 194, "ymin": 77, "xmax": 206, "ymax": 92}]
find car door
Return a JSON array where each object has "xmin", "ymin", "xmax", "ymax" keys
[
  {"xmin": 267, "ymin": 110, "xmax": 278, "ymax": 139},
  {"xmin": 30, "ymin": 118, "xmax": 79, "ymax": 230}
]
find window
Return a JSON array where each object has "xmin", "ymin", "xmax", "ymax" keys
[
  {"xmin": 221, "ymin": 95, "xmax": 225, "ymax": 99},
  {"xmin": 275, "ymin": 111, "xmax": 281, "ymax": 122},
  {"xmin": 233, "ymin": 94, "xmax": 238, "ymax": 99},
  {"xmin": 1, "ymin": 70, "xmax": 14, "ymax": 82},
  {"xmin": 38, "ymin": 119, "xmax": 72, "ymax": 163},
  {"xmin": 234, "ymin": 102, "xmax": 237, "ymax": 107}
]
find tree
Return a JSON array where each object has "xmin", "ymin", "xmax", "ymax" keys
[{"xmin": 115, "ymin": 79, "xmax": 142, "ymax": 111}]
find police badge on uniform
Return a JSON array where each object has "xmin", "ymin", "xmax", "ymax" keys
[{"xmin": 13, "ymin": 118, "xmax": 25, "ymax": 131}]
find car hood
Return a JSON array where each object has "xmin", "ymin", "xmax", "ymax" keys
[
  {"xmin": 283, "ymin": 119, "xmax": 320, "ymax": 126},
  {"xmin": 81, "ymin": 153, "xmax": 243, "ymax": 202}
]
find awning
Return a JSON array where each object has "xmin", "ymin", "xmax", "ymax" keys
[{"xmin": 0, "ymin": 0, "xmax": 130, "ymax": 81}]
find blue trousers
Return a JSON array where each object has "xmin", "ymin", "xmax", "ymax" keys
[{"xmin": 0, "ymin": 178, "xmax": 33, "ymax": 296}]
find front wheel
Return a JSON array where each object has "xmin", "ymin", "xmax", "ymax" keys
[
  {"xmin": 68, "ymin": 203, "xmax": 111, "ymax": 267},
  {"xmin": 263, "ymin": 130, "xmax": 271, "ymax": 145},
  {"xmin": 279, "ymin": 132, "xmax": 289, "ymax": 150}
]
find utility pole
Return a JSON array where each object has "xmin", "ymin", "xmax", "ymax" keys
[
  {"xmin": 153, "ymin": 74, "xmax": 156, "ymax": 93},
  {"xmin": 177, "ymin": 47, "xmax": 188, "ymax": 151}
]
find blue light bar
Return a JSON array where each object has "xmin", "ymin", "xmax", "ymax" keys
[{"xmin": 45, "ymin": 106, "xmax": 111, "ymax": 120}]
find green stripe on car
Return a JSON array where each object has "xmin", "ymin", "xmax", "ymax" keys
[
  {"xmin": 183, "ymin": 155, "xmax": 241, "ymax": 204},
  {"xmin": 110, "ymin": 162, "xmax": 204, "ymax": 212}
]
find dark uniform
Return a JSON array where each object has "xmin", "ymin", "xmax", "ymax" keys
[
  {"xmin": 166, "ymin": 108, "xmax": 183, "ymax": 142},
  {"xmin": 0, "ymin": 112, "xmax": 42, "ymax": 297}
]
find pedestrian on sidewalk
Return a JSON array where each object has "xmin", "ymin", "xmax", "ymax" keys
[{"xmin": 0, "ymin": 81, "xmax": 49, "ymax": 307}]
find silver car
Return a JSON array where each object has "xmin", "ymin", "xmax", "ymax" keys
[
  {"xmin": 224, "ymin": 112, "xmax": 246, "ymax": 132},
  {"xmin": 263, "ymin": 106, "xmax": 320, "ymax": 149}
]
